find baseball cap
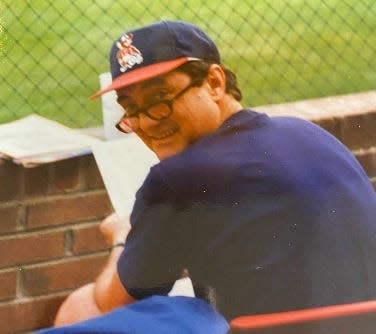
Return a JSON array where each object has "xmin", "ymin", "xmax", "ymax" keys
[{"xmin": 90, "ymin": 20, "xmax": 220, "ymax": 99}]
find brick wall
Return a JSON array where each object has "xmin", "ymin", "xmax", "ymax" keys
[
  {"xmin": 0, "ymin": 155, "xmax": 113, "ymax": 334},
  {"xmin": 0, "ymin": 90, "xmax": 375, "ymax": 333}
]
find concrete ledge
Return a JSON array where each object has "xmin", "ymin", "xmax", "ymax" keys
[{"xmin": 254, "ymin": 90, "xmax": 376, "ymax": 121}]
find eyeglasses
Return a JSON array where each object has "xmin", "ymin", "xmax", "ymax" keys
[{"xmin": 116, "ymin": 81, "xmax": 200, "ymax": 133}]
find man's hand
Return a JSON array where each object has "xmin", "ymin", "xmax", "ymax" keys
[
  {"xmin": 100, "ymin": 212, "xmax": 131, "ymax": 246},
  {"xmin": 94, "ymin": 212, "xmax": 135, "ymax": 312}
]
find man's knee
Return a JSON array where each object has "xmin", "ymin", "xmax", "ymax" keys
[{"xmin": 54, "ymin": 283, "xmax": 102, "ymax": 327}]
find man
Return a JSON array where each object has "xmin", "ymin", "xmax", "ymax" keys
[{"xmin": 54, "ymin": 20, "xmax": 376, "ymax": 327}]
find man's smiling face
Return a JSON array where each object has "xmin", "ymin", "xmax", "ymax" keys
[{"xmin": 116, "ymin": 69, "xmax": 223, "ymax": 160}]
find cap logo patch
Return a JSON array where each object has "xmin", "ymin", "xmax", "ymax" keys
[{"xmin": 116, "ymin": 33, "xmax": 143, "ymax": 73}]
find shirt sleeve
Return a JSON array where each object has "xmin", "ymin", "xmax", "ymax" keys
[{"xmin": 117, "ymin": 168, "xmax": 189, "ymax": 299}]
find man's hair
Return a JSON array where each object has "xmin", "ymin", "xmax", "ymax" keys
[{"xmin": 176, "ymin": 61, "xmax": 242, "ymax": 101}]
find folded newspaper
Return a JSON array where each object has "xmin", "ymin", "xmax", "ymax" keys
[
  {"xmin": 0, "ymin": 114, "xmax": 101, "ymax": 167},
  {"xmin": 92, "ymin": 136, "xmax": 158, "ymax": 219}
]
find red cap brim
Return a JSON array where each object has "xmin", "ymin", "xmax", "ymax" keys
[{"xmin": 89, "ymin": 57, "xmax": 190, "ymax": 100}]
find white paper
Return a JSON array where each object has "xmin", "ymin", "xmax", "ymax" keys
[
  {"xmin": 0, "ymin": 115, "xmax": 101, "ymax": 166},
  {"xmin": 99, "ymin": 72, "xmax": 125, "ymax": 140},
  {"xmin": 92, "ymin": 136, "xmax": 158, "ymax": 219},
  {"xmin": 168, "ymin": 277, "xmax": 195, "ymax": 297}
]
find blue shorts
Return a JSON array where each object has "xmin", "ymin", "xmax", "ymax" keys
[{"xmin": 36, "ymin": 296, "xmax": 228, "ymax": 334}]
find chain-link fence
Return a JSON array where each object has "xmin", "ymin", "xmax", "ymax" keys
[{"xmin": 1, "ymin": 0, "xmax": 375, "ymax": 128}]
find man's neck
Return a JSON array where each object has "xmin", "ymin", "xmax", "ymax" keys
[{"xmin": 219, "ymin": 95, "xmax": 244, "ymax": 124}]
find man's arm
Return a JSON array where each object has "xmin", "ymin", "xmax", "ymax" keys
[{"xmin": 93, "ymin": 213, "xmax": 135, "ymax": 312}]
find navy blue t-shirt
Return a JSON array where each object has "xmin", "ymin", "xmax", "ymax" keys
[{"xmin": 118, "ymin": 109, "xmax": 376, "ymax": 320}]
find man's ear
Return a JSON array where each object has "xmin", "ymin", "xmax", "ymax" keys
[{"xmin": 206, "ymin": 64, "xmax": 226, "ymax": 101}]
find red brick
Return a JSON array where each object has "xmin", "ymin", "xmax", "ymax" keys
[
  {"xmin": 27, "ymin": 191, "xmax": 113, "ymax": 229},
  {"xmin": 354, "ymin": 149, "xmax": 376, "ymax": 179},
  {"xmin": 341, "ymin": 113, "xmax": 376, "ymax": 150},
  {"xmin": 0, "ymin": 204, "xmax": 25, "ymax": 234},
  {"xmin": 0, "ymin": 231, "xmax": 65, "ymax": 268},
  {"xmin": 0, "ymin": 293, "xmax": 68, "ymax": 333},
  {"xmin": 72, "ymin": 223, "xmax": 108, "ymax": 255},
  {"xmin": 0, "ymin": 159, "xmax": 23, "ymax": 201},
  {"xmin": 24, "ymin": 164, "xmax": 51, "ymax": 197},
  {"xmin": 80, "ymin": 154, "xmax": 105, "ymax": 190},
  {"xmin": 22, "ymin": 254, "xmax": 107, "ymax": 296},
  {"xmin": 314, "ymin": 117, "xmax": 343, "ymax": 144},
  {"xmin": 52, "ymin": 157, "xmax": 82, "ymax": 193},
  {"xmin": 0, "ymin": 269, "xmax": 17, "ymax": 301}
]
